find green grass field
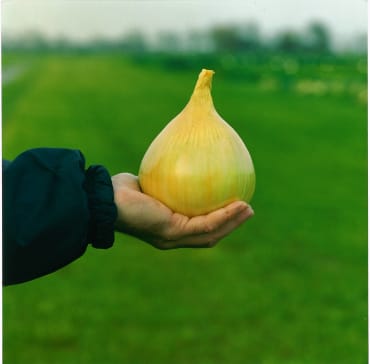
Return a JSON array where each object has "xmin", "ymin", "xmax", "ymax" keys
[{"xmin": 2, "ymin": 51, "xmax": 367, "ymax": 364}]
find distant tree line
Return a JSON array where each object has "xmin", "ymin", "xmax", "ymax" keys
[{"xmin": 2, "ymin": 21, "xmax": 367, "ymax": 54}]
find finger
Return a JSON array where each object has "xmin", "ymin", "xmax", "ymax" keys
[
  {"xmin": 119, "ymin": 190, "xmax": 171, "ymax": 231},
  {"xmin": 181, "ymin": 205, "xmax": 254, "ymax": 248},
  {"xmin": 204, "ymin": 205, "xmax": 254, "ymax": 246},
  {"xmin": 180, "ymin": 201, "xmax": 250, "ymax": 237},
  {"xmin": 163, "ymin": 204, "xmax": 254, "ymax": 249},
  {"xmin": 112, "ymin": 173, "xmax": 141, "ymax": 191}
]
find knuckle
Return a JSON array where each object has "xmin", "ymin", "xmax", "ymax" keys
[
  {"xmin": 205, "ymin": 236, "xmax": 218, "ymax": 247},
  {"xmin": 203, "ymin": 222, "xmax": 216, "ymax": 234},
  {"xmin": 154, "ymin": 240, "xmax": 171, "ymax": 250},
  {"xmin": 162, "ymin": 228, "xmax": 179, "ymax": 241}
]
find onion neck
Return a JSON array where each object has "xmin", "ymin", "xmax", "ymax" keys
[{"xmin": 187, "ymin": 69, "xmax": 215, "ymax": 110}]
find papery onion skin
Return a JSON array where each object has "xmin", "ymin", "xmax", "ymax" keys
[{"xmin": 139, "ymin": 69, "xmax": 255, "ymax": 217}]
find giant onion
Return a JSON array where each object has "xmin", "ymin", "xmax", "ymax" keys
[{"xmin": 139, "ymin": 69, "xmax": 255, "ymax": 217}]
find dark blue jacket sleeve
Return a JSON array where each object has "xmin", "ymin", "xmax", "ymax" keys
[{"xmin": 3, "ymin": 148, "xmax": 118, "ymax": 285}]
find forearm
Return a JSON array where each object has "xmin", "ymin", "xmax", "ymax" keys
[{"xmin": 3, "ymin": 148, "xmax": 117, "ymax": 285}]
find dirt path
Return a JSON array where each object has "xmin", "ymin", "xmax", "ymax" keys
[{"xmin": 2, "ymin": 64, "xmax": 28, "ymax": 85}]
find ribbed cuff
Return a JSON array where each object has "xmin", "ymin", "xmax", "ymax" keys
[{"xmin": 85, "ymin": 165, "xmax": 117, "ymax": 249}]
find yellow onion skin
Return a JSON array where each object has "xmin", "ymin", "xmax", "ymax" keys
[{"xmin": 139, "ymin": 69, "xmax": 255, "ymax": 217}]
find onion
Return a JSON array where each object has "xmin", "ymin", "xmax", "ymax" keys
[{"xmin": 139, "ymin": 69, "xmax": 255, "ymax": 217}]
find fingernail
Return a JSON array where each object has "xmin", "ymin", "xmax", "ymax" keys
[
  {"xmin": 246, "ymin": 205, "xmax": 254, "ymax": 217},
  {"xmin": 237, "ymin": 201, "xmax": 248, "ymax": 211}
]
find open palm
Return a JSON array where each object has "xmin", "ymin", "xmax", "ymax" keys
[{"xmin": 112, "ymin": 173, "xmax": 254, "ymax": 249}]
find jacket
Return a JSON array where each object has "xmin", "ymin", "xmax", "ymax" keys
[{"xmin": 3, "ymin": 148, "xmax": 118, "ymax": 285}]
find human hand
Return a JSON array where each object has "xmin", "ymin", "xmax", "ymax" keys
[{"xmin": 111, "ymin": 173, "xmax": 254, "ymax": 249}]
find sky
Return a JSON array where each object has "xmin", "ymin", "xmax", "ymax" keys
[{"xmin": 2, "ymin": 0, "xmax": 368, "ymax": 43}]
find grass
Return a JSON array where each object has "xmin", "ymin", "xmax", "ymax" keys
[{"xmin": 2, "ymin": 51, "xmax": 367, "ymax": 364}]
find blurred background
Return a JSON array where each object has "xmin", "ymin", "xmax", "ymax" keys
[{"xmin": 2, "ymin": 1, "xmax": 367, "ymax": 363}]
